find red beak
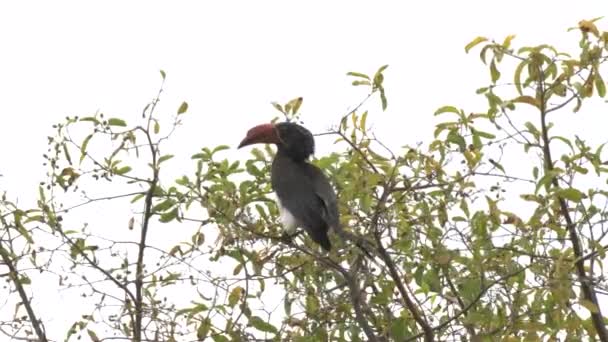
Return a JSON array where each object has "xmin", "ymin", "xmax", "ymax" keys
[{"xmin": 238, "ymin": 123, "xmax": 278, "ymax": 148}]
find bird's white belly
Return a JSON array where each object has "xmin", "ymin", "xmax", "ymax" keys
[{"xmin": 276, "ymin": 197, "xmax": 298, "ymax": 234}]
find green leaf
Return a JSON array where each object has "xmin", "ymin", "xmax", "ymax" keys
[
  {"xmin": 160, "ymin": 69, "xmax": 166, "ymax": 80},
  {"xmin": 61, "ymin": 144, "xmax": 72, "ymax": 166},
  {"xmin": 131, "ymin": 193, "xmax": 145, "ymax": 203},
  {"xmin": 87, "ymin": 329, "xmax": 101, "ymax": 342},
  {"xmin": 159, "ymin": 208, "xmax": 179, "ymax": 223},
  {"xmin": 249, "ymin": 316, "xmax": 277, "ymax": 334},
  {"xmin": 16, "ymin": 223, "xmax": 34, "ymax": 244},
  {"xmin": 158, "ymin": 154, "xmax": 174, "ymax": 164},
  {"xmin": 352, "ymin": 80, "xmax": 371, "ymax": 86},
  {"xmin": 524, "ymin": 121, "xmax": 540, "ymax": 139},
  {"xmin": 108, "ymin": 118, "xmax": 127, "ymax": 127},
  {"xmin": 18, "ymin": 274, "xmax": 31, "ymax": 285},
  {"xmin": 80, "ymin": 117, "xmax": 100, "ymax": 125},
  {"xmin": 479, "ymin": 45, "xmax": 491, "ymax": 64},
  {"xmin": 446, "ymin": 129, "xmax": 466, "ymax": 151},
  {"xmin": 502, "ymin": 34, "xmax": 516, "ymax": 48},
  {"xmin": 472, "ymin": 128, "xmax": 496, "ymax": 139},
  {"xmin": 390, "ymin": 318, "xmax": 408, "ymax": 340},
  {"xmin": 228, "ymin": 286, "xmax": 243, "ymax": 308},
  {"xmin": 177, "ymin": 101, "xmax": 188, "ymax": 115},
  {"xmin": 289, "ymin": 97, "xmax": 303, "ymax": 114},
  {"xmin": 465, "ymin": 36, "xmax": 487, "ymax": 53},
  {"xmin": 271, "ymin": 102, "xmax": 284, "ymax": 114},
  {"xmin": 161, "ymin": 272, "xmax": 180, "ymax": 285},
  {"xmin": 114, "ymin": 166, "xmax": 132, "ymax": 175},
  {"xmin": 513, "ymin": 95, "xmax": 540, "ymax": 108},
  {"xmin": 212, "ymin": 145, "xmax": 230, "ymax": 154},
  {"xmin": 434, "ymin": 106, "xmax": 460, "ymax": 116},
  {"xmin": 306, "ymin": 292, "xmax": 319, "ymax": 313},
  {"xmin": 154, "ymin": 120, "xmax": 160, "ymax": 134},
  {"xmin": 556, "ymin": 188, "xmax": 584, "ymax": 202},
  {"xmin": 489, "ymin": 159, "xmax": 505, "ymax": 173},
  {"xmin": 514, "ymin": 60, "xmax": 529, "ymax": 95},
  {"xmin": 594, "ymin": 73, "xmax": 606, "ymax": 98},
  {"xmin": 380, "ymin": 88, "xmax": 388, "ymax": 111},
  {"xmin": 197, "ymin": 318, "xmax": 211, "ymax": 340},
  {"xmin": 80, "ymin": 134, "xmax": 93, "ymax": 164},
  {"xmin": 153, "ymin": 199, "xmax": 175, "ymax": 213},
  {"xmin": 490, "ymin": 60, "xmax": 501, "ymax": 83},
  {"xmin": 360, "ymin": 111, "xmax": 368, "ymax": 131},
  {"xmin": 346, "ymin": 71, "xmax": 370, "ymax": 80},
  {"xmin": 580, "ymin": 299, "xmax": 600, "ymax": 313},
  {"xmin": 376, "ymin": 64, "xmax": 389, "ymax": 74}
]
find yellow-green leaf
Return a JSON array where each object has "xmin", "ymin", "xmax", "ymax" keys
[
  {"xmin": 490, "ymin": 60, "xmax": 501, "ymax": 83},
  {"xmin": 352, "ymin": 80, "xmax": 371, "ymax": 86},
  {"xmin": 177, "ymin": 101, "xmax": 188, "ymax": 115},
  {"xmin": 131, "ymin": 193, "xmax": 145, "ymax": 203},
  {"xmin": 502, "ymin": 34, "xmax": 516, "ymax": 49},
  {"xmin": 434, "ymin": 106, "xmax": 460, "ymax": 116},
  {"xmin": 159, "ymin": 208, "xmax": 179, "ymax": 223},
  {"xmin": 360, "ymin": 111, "xmax": 368, "ymax": 131},
  {"xmin": 196, "ymin": 318, "xmax": 211, "ymax": 340},
  {"xmin": 346, "ymin": 71, "xmax": 370, "ymax": 80},
  {"xmin": 465, "ymin": 36, "xmax": 488, "ymax": 53},
  {"xmin": 380, "ymin": 89, "xmax": 388, "ymax": 111},
  {"xmin": 228, "ymin": 286, "xmax": 243, "ymax": 308},
  {"xmin": 594, "ymin": 73, "xmax": 606, "ymax": 98},
  {"xmin": 108, "ymin": 118, "xmax": 127, "ymax": 127},
  {"xmin": 514, "ymin": 60, "xmax": 529, "ymax": 95},
  {"xmin": 114, "ymin": 166, "xmax": 132, "ymax": 175},
  {"xmin": 556, "ymin": 188, "xmax": 584, "ymax": 202},
  {"xmin": 271, "ymin": 102, "xmax": 284, "ymax": 114},
  {"xmin": 158, "ymin": 154, "xmax": 174, "ymax": 164},
  {"xmin": 513, "ymin": 95, "xmax": 540, "ymax": 108},
  {"xmin": 80, "ymin": 134, "xmax": 93, "ymax": 163},
  {"xmin": 578, "ymin": 20, "xmax": 600, "ymax": 37},
  {"xmin": 290, "ymin": 97, "xmax": 303, "ymax": 114},
  {"xmin": 153, "ymin": 199, "xmax": 176, "ymax": 213},
  {"xmin": 580, "ymin": 299, "xmax": 599, "ymax": 313},
  {"xmin": 249, "ymin": 316, "xmax": 277, "ymax": 334}
]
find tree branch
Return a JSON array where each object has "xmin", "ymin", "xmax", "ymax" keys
[
  {"xmin": 371, "ymin": 183, "xmax": 434, "ymax": 342},
  {"xmin": 133, "ymin": 82, "xmax": 164, "ymax": 341},
  {"xmin": 537, "ymin": 68, "xmax": 608, "ymax": 341},
  {"xmin": 0, "ymin": 241, "xmax": 48, "ymax": 342}
]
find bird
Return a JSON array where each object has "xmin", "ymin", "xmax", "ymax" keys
[{"xmin": 238, "ymin": 122, "xmax": 339, "ymax": 251}]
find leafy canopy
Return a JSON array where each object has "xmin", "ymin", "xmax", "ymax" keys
[{"xmin": 1, "ymin": 19, "xmax": 608, "ymax": 342}]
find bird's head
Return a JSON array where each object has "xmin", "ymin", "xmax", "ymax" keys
[{"xmin": 238, "ymin": 122, "xmax": 315, "ymax": 161}]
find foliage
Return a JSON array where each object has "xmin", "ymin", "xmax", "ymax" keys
[{"xmin": 1, "ymin": 20, "xmax": 608, "ymax": 341}]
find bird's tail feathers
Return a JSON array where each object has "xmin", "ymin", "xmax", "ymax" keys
[{"xmin": 332, "ymin": 224, "xmax": 375, "ymax": 259}]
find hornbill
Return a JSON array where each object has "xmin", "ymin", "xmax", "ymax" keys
[{"xmin": 238, "ymin": 122, "xmax": 338, "ymax": 251}]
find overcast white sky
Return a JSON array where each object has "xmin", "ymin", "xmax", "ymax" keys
[
  {"xmin": 0, "ymin": 1, "xmax": 607, "ymax": 338},
  {"xmin": 1, "ymin": 1, "xmax": 606, "ymax": 202}
]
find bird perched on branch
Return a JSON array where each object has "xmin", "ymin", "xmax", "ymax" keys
[{"xmin": 238, "ymin": 122, "xmax": 338, "ymax": 251}]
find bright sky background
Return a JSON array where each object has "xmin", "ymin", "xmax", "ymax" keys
[{"xmin": 0, "ymin": 1, "xmax": 607, "ymax": 339}]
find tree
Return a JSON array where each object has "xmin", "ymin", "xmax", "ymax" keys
[{"xmin": 1, "ymin": 19, "xmax": 608, "ymax": 341}]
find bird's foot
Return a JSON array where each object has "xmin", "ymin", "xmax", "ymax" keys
[
  {"xmin": 280, "ymin": 232, "xmax": 293, "ymax": 244},
  {"xmin": 280, "ymin": 231, "xmax": 301, "ymax": 245}
]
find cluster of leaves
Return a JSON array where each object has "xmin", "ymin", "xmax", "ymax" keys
[{"xmin": 1, "ymin": 20, "xmax": 608, "ymax": 342}]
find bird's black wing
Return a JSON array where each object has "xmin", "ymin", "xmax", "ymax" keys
[
  {"xmin": 301, "ymin": 163, "xmax": 340, "ymax": 230},
  {"xmin": 271, "ymin": 157, "xmax": 335, "ymax": 251}
]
